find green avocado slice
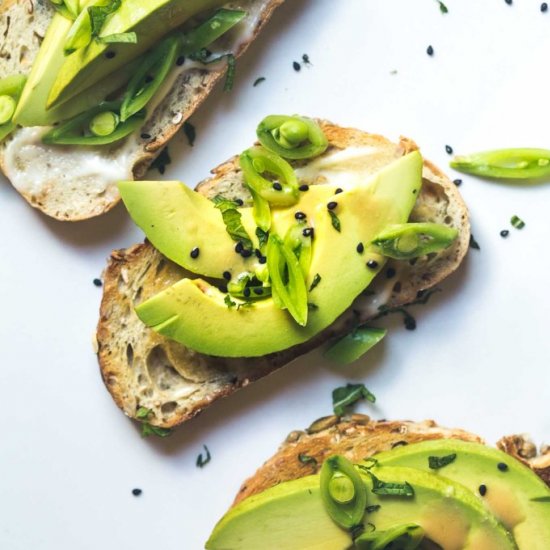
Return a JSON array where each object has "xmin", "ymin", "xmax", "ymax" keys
[
  {"xmin": 47, "ymin": 0, "xmax": 228, "ymax": 108},
  {"xmin": 135, "ymin": 152, "xmax": 423, "ymax": 357},
  {"xmin": 206, "ymin": 465, "xmax": 517, "ymax": 550},
  {"xmin": 373, "ymin": 439, "xmax": 550, "ymax": 549}
]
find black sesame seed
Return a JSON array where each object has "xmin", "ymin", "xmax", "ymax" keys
[
  {"xmin": 295, "ymin": 211, "xmax": 306, "ymax": 220},
  {"xmin": 542, "ymin": 2, "xmax": 548, "ymax": 12},
  {"xmin": 235, "ymin": 198, "xmax": 244, "ymax": 206},
  {"xmin": 253, "ymin": 288, "xmax": 264, "ymax": 295},
  {"xmin": 176, "ymin": 56, "xmax": 185, "ymax": 66},
  {"xmin": 500, "ymin": 230, "xmax": 510, "ymax": 238},
  {"xmin": 273, "ymin": 182, "xmax": 283, "ymax": 191},
  {"xmin": 93, "ymin": 278, "xmax": 103, "ymax": 287},
  {"xmin": 190, "ymin": 247, "xmax": 200, "ymax": 259},
  {"xmin": 302, "ymin": 53, "xmax": 311, "ymax": 64},
  {"xmin": 132, "ymin": 488, "xmax": 142, "ymax": 496},
  {"xmin": 327, "ymin": 201, "xmax": 338, "ymax": 210},
  {"xmin": 386, "ymin": 267, "xmax": 396, "ymax": 279},
  {"xmin": 141, "ymin": 133, "xmax": 151, "ymax": 140},
  {"xmin": 404, "ymin": 316, "xmax": 417, "ymax": 331},
  {"xmin": 144, "ymin": 75, "xmax": 154, "ymax": 84},
  {"xmin": 240, "ymin": 249, "xmax": 253, "ymax": 258},
  {"xmin": 259, "ymin": 256, "xmax": 267, "ymax": 264},
  {"xmin": 335, "ymin": 188, "xmax": 343, "ymax": 194},
  {"xmin": 426, "ymin": 45, "xmax": 434, "ymax": 56},
  {"xmin": 497, "ymin": 462, "xmax": 509, "ymax": 472},
  {"xmin": 367, "ymin": 260, "xmax": 379, "ymax": 269},
  {"xmin": 445, "ymin": 145, "xmax": 453, "ymax": 155},
  {"xmin": 235, "ymin": 242, "xmax": 244, "ymax": 253},
  {"xmin": 453, "ymin": 179, "xmax": 462, "ymax": 186},
  {"xmin": 243, "ymin": 288, "xmax": 251, "ymax": 298},
  {"xmin": 254, "ymin": 249, "xmax": 263, "ymax": 259},
  {"xmin": 299, "ymin": 184, "xmax": 310, "ymax": 192},
  {"xmin": 303, "ymin": 228, "xmax": 314, "ymax": 238},
  {"xmin": 105, "ymin": 51, "xmax": 116, "ymax": 59},
  {"xmin": 356, "ymin": 243, "xmax": 364, "ymax": 254},
  {"xmin": 219, "ymin": 285, "xmax": 228, "ymax": 293},
  {"xmin": 479, "ymin": 484, "xmax": 487, "ymax": 496},
  {"xmin": 223, "ymin": 271, "xmax": 231, "ymax": 281},
  {"xmin": 293, "ymin": 61, "xmax": 301, "ymax": 71},
  {"xmin": 505, "ymin": 0, "xmax": 512, "ymax": 4}
]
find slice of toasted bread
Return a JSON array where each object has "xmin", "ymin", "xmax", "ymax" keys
[
  {"xmin": 233, "ymin": 415, "xmax": 550, "ymax": 505},
  {"xmin": 96, "ymin": 121, "xmax": 470, "ymax": 429},
  {"xmin": 0, "ymin": 0, "xmax": 284, "ymax": 220}
]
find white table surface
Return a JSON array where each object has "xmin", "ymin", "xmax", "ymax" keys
[{"xmin": 2, "ymin": 1, "xmax": 550, "ymax": 548}]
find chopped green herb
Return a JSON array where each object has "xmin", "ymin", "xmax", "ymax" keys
[
  {"xmin": 223, "ymin": 54, "xmax": 236, "ymax": 91},
  {"xmin": 100, "ymin": 32, "xmax": 137, "ymax": 45},
  {"xmin": 302, "ymin": 53, "xmax": 312, "ymax": 65},
  {"xmin": 191, "ymin": 50, "xmax": 236, "ymax": 91},
  {"xmin": 366, "ymin": 504, "xmax": 381, "ymax": 513},
  {"xmin": 511, "ymin": 215, "xmax": 526, "ymax": 229},
  {"xmin": 531, "ymin": 496, "xmax": 550, "ymax": 502},
  {"xmin": 369, "ymin": 472, "xmax": 414, "ymax": 497},
  {"xmin": 150, "ymin": 147, "xmax": 171, "ymax": 175},
  {"xmin": 141, "ymin": 423, "xmax": 172, "ymax": 438},
  {"xmin": 332, "ymin": 383, "xmax": 376, "ymax": 416},
  {"xmin": 196, "ymin": 445, "xmax": 211, "ymax": 468},
  {"xmin": 375, "ymin": 289, "xmax": 440, "ymax": 331},
  {"xmin": 213, "ymin": 196, "xmax": 254, "ymax": 251},
  {"xmin": 253, "ymin": 77, "xmax": 266, "ymax": 87},
  {"xmin": 183, "ymin": 121, "xmax": 196, "ymax": 147},
  {"xmin": 224, "ymin": 294, "xmax": 237, "ymax": 309},
  {"xmin": 428, "ymin": 453, "xmax": 457, "ymax": 469},
  {"xmin": 298, "ymin": 453, "xmax": 318, "ymax": 466},
  {"xmin": 329, "ymin": 210, "xmax": 341, "ymax": 232},
  {"xmin": 325, "ymin": 326, "xmax": 387, "ymax": 365},
  {"xmin": 136, "ymin": 406, "xmax": 152, "ymax": 420},
  {"xmin": 309, "ymin": 274, "xmax": 322, "ymax": 291},
  {"xmin": 435, "ymin": 0, "xmax": 449, "ymax": 13},
  {"xmin": 88, "ymin": 0, "xmax": 121, "ymax": 39},
  {"xmin": 308, "ymin": 302, "xmax": 319, "ymax": 311},
  {"xmin": 256, "ymin": 227, "xmax": 269, "ymax": 249},
  {"xmin": 469, "ymin": 234, "xmax": 481, "ymax": 250}
]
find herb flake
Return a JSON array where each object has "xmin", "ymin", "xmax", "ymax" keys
[
  {"xmin": 332, "ymin": 383, "xmax": 376, "ymax": 416},
  {"xmin": 435, "ymin": 0, "xmax": 449, "ymax": 13},
  {"xmin": 213, "ymin": 196, "xmax": 253, "ymax": 251},
  {"xmin": 511, "ymin": 215, "xmax": 526, "ymax": 229},
  {"xmin": 88, "ymin": 0, "xmax": 121, "ymax": 39},
  {"xmin": 256, "ymin": 227, "xmax": 269, "ymax": 249},
  {"xmin": 100, "ymin": 32, "xmax": 137, "ymax": 45},
  {"xmin": 366, "ymin": 504, "xmax": 381, "ymax": 513},
  {"xmin": 369, "ymin": 472, "xmax": 415, "ymax": 497},
  {"xmin": 428, "ymin": 453, "xmax": 457, "ymax": 469},
  {"xmin": 298, "ymin": 453, "xmax": 318, "ymax": 466},
  {"xmin": 253, "ymin": 77, "xmax": 266, "ymax": 87},
  {"xmin": 183, "ymin": 121, "xmax": 196, "ymax": 147},
  {"xmin": 196, "ymin": 445, "xmax": 211, "ymax": 468},
  {"xmin": 531, "ymin": 496, "xmax": 550, "ymax": 502},
  {"xmin": 329, "ymin": 210, "xmax": 341, "ymax": 232},
  {"xmin": 309, "ymin": 273, "xmax": 322, "ymax": 291},
  {"xmin": 469, "ymin": 234, "xmax": 481, "ymax": 250},
  {"xmin": 224, "ymin": 294, "xmax": 237, "ymax": 309},
  {"xmin": 150, "ymin": 147, "xmax": 171, "ymax": 175}
]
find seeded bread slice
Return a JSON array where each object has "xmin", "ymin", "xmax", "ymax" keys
[
  {"xmin": 232, "ymin": 416, "xmax": 550, "ymax": 505},
  {"xmin": 0, "ymin": 0, "xmax": 284, "ymax": 220},
  {"xmin": 96, "ymin": 122, "xmax": 470, "ymax": 429}
]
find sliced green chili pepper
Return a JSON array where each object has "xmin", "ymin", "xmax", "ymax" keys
[
  {"xmin": 320, "ymin": 455, "xmax": 367, "ymax": 530},
  {"xmin": 227, "ymin": 273, "xmax": 271, "ymax": 301},
  {"xmin": 267, "ymin": 234, "xmax": 308, "ymax": 326},
  {"xmin": 0, "ymin": 74, "xmax": 27, "ymax": 142},
  {"xmin": 89, "ymin": 110, "xmax": 119, "ymax": 136},
  {"xmin": 371, "ymin": 223, "xmax": 458, "ymax": 260},
  {"xmin": 42, "ymin": 100, "xmax": 145, "ymax": 146},
  {"xmin": 250, "ymin": 186, "xmax": 271, "ymax": 232},
  {"xmin": 284, "ymin": 223, "xmax": 312, "ymax": 277},
  {"xmin": 325, "ymin": 326, "xmax": 387, "ymax": 365},
  {"xmin": 120, "ymin": 35, "xmax": 180, "ymax": 122},
  {"xmin": 451, "ymin": 148, "xmax": 550, "ymax": 179},
  {"xmin": 257, "ymin": 115, "xmax": 329, "ymax": 160},
  {"xmin": 180, "ymin": 9, "xmax": 247, "ymax": 54},
  {"xmin": 354, "ymin": 523, "xmax": 425, "ymax": 550},
  {"xmin": 240, "ymin": 146, "xmax": 299, "ymax": 206}
]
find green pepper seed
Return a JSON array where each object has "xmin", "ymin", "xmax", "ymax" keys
[
  {"xmin": 328, "ymin": 474, "xmax": 355, "ymax": 504},
  {"xmin": 0, "ymin": 95, "xmax": 16, "ymax": 125},
  {"xmin": 277, "ymin": 119, "xmax": 309, "ymax": 147},
  {"xmin": 89, "ymin": 111, "xmax": 119, "ymax": 137}
]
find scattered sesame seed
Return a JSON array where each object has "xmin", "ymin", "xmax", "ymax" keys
[
  {"xmin": 426, "ymin": 45, "xmax": 434, "ymax": 56},
  {"xmin": 505, "ymin": 0, "xmax": 512, "ymax": 5},
  {"xmin": 356, "ymin": 243, "xmax": 364, "ymax": 254},
  {"xmin": 235, "ymin": 242, "xmax": 244, "ymax": 253},
  {"xmin": 141, "ymin": 133, "xmax": 151, "ymax": 140},
  {"xmin": 293, "ymin": 61, "xmax": 301, "ymax": 71},
  {"xmin": 144, "ymin": 75, "xmax": 154, "ymax": 84},
  {"xmin": 132, "ymin": 489, "xmax": 142, "ymax": 496},
  {"xmin": 190, "ymin": 247, "xmax": 200, "ymax": 259},
  {"xmin": 273, "ymin": 182, "xmax": 283, "ymax": 191},
  {"xmin": 453, "ymin": 179, "xmax": 462, "ymax": 186},
  {"xmin": 299, "ymin": 184, "xmax": 310, "ymax": 192},
  {"xmin": 176, "ymin": 56, "xmax": 185, "ymax": 66},
  {"xmin": 93, "ymin": 278, "xmax": 102, "ymax": 287},
  {"xmin": 542, "ymin": 2, "xmax": 548, "ymax": 12},
  {"xmin": 302, "ymin": 53, "xmax": 311, "ymax": 65},
  {"xmin": 235, "ymin": 198, "xmax": 244, "ymax": 206},
  {"xmin": 479, "ymin": 484, "xmax": 487, "ymax": 496},
  {"xmin": 259, "ymin": 256, "xmax": 267, "ymax": 264},
  {"xmin": 367, "ymin": 260, "xmax": 379, "ymax": 269},
  {"xmin": 327, "ymin": 201, "xmax": 338, "ymax": 210},
  {"xmin": 223, "ymin": 271, "xmax": 231, "ymax": 281},
  {"xmin": 500, "ymin": 230, "xmax": 510, "ymax": 238},
  {"xmin": 240, "ymin": 249, "xmax": 253, "ymax": 258},
  {"xmin": 497, "ymin": 462, "xmax": 509, "ymax": 472},
  {"xmin": 386, "ymin": 268, "xmax": 396, "ymax": 279},
  {"xmin": 105, "ymin": 51, "xmax": 116, "ymax": 59},
  {"xmin": 303, "ymin": 228, "xmax": 314, "ymax": 238},
  {"xmin": 295, "ymin": 211, "xmax": 306, "ymax": 220},
  {"xmin": 335, "ymin": 188, "xmax": 343, "ymax": 194},
  {"xmin": 243, "ymin": 288, "xmax": 251, "ymax": 298},
  {"xmin": 445, "ymin": 145, "xmax": 453, "ymax": 155},
  {"xmin": 253, "ymin": 288, "xmax": 264, "ymax": 295}
]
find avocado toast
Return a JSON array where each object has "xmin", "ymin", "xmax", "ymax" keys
[
  {"xmin": 208, "ymin": 416, "xmax": 550, "ymax": 549},
  {"xmin": 0, "ymin": 0, "xmax": 283, "ymax": 220},
  {"xmin": 96, "ymin": 119, "xmax": 469, "ymax": 429}
]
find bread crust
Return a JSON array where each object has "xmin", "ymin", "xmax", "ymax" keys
[
  {"xmin": 0, "ymin": 0, "xmax": 284, "ymax": 220},
  {"xmin": 232, "ymin": 416, "xmax": 550, "ymax": 506},
  {"xmin": 96, "ymin": 122, "xmax": 470, "ymax": 429}
]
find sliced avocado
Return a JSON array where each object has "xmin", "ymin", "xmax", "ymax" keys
[
  {"xmin": 135, "ymin": 152, "xmax": 423, "ymax": 357},
  {"xmin": 206, "ymin": 465, "xmax": 516, "ymax": 550},
  {"xmin": 47, "ymin": 0, "xmax": 227, "ymax": 108},
  {"xmin": 374, "ymin": 439, "xmax": 550, "ymax": 549}
]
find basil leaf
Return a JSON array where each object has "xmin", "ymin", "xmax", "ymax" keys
[
  {"xmin": 196, "ymin": 445, "xmax": 211, "ymax": 468},
  {"xmin": 141, "ymin": 423, "xmax": 172, "ymax": 438},
  {"xmin": 224, "ymin": 294, "xmax": 237, "ymax": 309},
  {"xmin": 309, "ymin": 273, "xmax": 321, "ymax": 291},
  {"xmin": 329, "ymin": 210, "xmax": 341, "ymax": 232},
  {"xmin": 213, "ymin": 196, "xmax": 253, "ymax": 251},
  {"xmin": 428, "ymin": 453, "xmax": 457, "ymax": 470},
  {"xmin": 256, "ymin": 227, "xmax": 269, "ymax": 249},
  {"xmin": 88, "ymin": 0, "xmax": 121, "ymax": 38},
  {"xmin": 332, "ymin": 383, "xmax": 376, "ymax": 416},
  {"xmin": 370, "ymin": 472, "xmax": 414, "ymax": 497}
]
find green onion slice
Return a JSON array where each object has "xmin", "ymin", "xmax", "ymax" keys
[
  {"xmin": 325, "ymin": 326, "xmax": 387, "ymax": 365},
  {"xmin": 257, "ymin": 115, "xmax": 328, "ymax": 160},
  {"xmin": 371, "ymin": 223, "xmax": 458, "ymax": 260},
  {"xmin": 89, "ymin": 110, "xmax": 119, "ymax": 137},
  {"xmin": 0, "ymin": 74, "xmax": 27, "ymax": 142},
  {"xmin": 354, "ymin": 523, "xmax": 425, "ymax": 550},
  {"xmin": 320, "ymin": 455, "xmax": 368, "ymax": 530},
  {"xmin": 284, "ymin": 223, "xmax": 312, "ymax": 277},
  {"xmin": 451, "ymin": 148, "xmax": 550, "ymax": 179}
]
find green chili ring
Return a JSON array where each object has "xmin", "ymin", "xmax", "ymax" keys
[
  {"xmin": 320, "ymin": 455, "xmax": 368, "ymax": 530},
  {"xmin": 354, "ymin": 523, "xmax": 425, "ymax": 550},
  {"xmin": 42, "ymin": 100, "xmax": 145, "ymax": 146},
  {"xmin": 371, "ymin": 223, "xmax": 458, "ymax": 260},
  {"xmin": 257, "ymin": 115, "xmax": 329, "ymax": 160}
]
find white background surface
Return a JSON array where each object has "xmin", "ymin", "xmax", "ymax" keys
[{"xmin": 2, "ymin": 1, "xmax": 550, "ymax": 548}]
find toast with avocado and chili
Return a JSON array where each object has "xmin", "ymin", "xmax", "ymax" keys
[
  {"xmin": 96, "ymin": 117, "xmax": 470, "ymax": 430},
  {"xmin": 208, "ymin": 416, "xmax": 550, "ymax": 549},
  {"xmin": 0, "ymin": 0, "xmax": 283, "ymax": 220}
]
